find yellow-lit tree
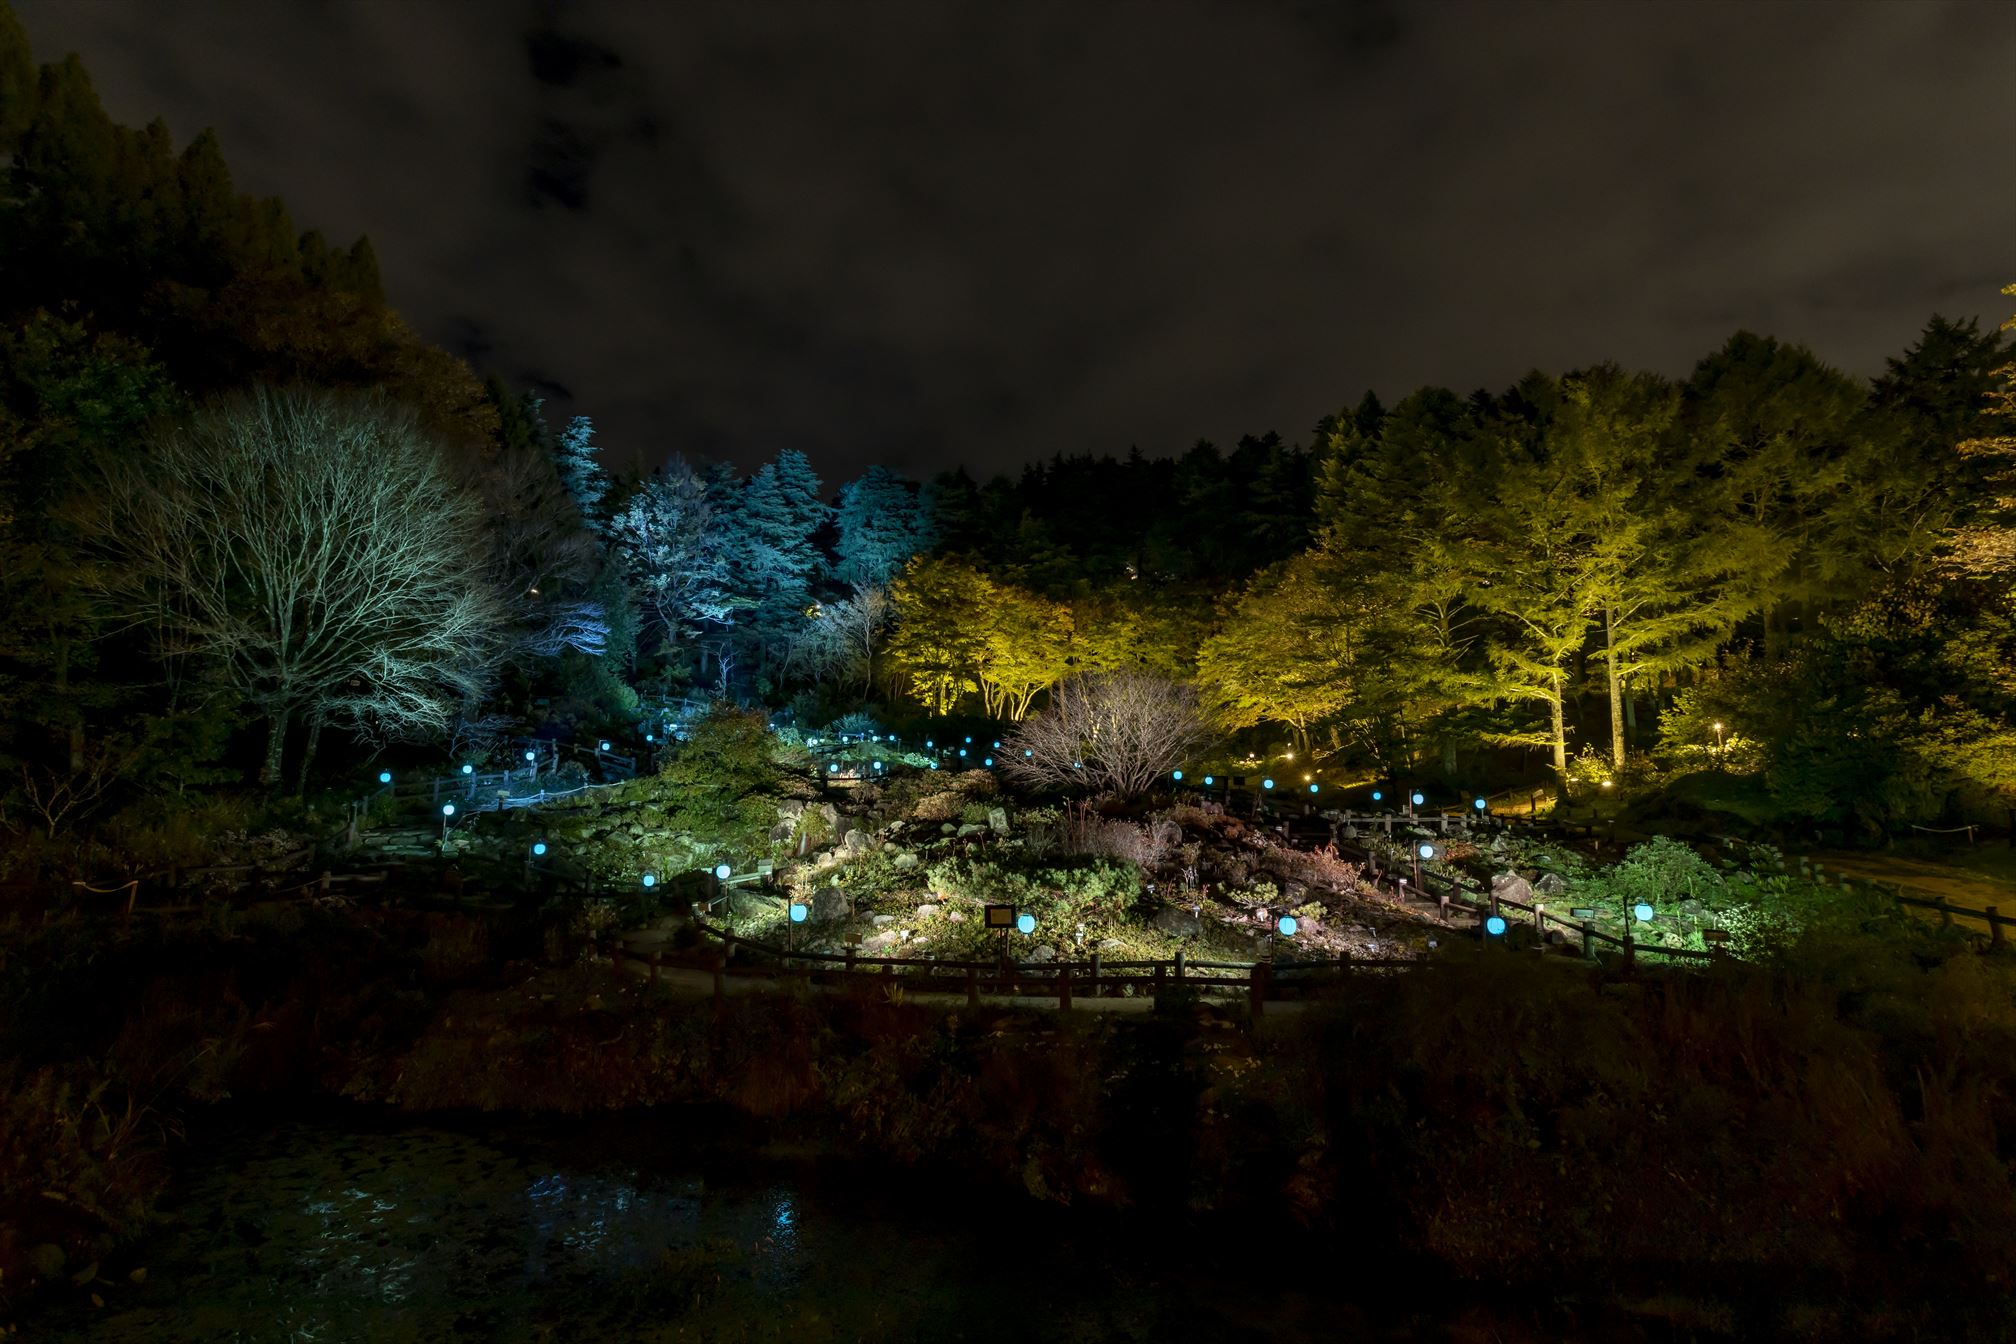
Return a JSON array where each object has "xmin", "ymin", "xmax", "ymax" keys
[
  {"xmin": 885, "ymin": 555, "xmax": 995, "ymax": 715},
  {"xmin": 977, "ymin": 587, "xmax": 1073, "ymax": 719}
]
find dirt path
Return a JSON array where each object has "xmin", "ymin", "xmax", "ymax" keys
[{"xmin": 1805, "ymin": 849, "xmax": 2014, "ymax": 938}]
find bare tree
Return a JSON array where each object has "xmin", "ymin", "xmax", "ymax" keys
[
  {"xmin": 1001, "ymin": 671, "xmax": 1215, "ymax": 798},
  {"xmin": 90, "ymin": 388, "xmax": 508, "ymax": 786},
  {"xmin": 784, "ymin": 584, "xmax": 889, "ymax": 696}
]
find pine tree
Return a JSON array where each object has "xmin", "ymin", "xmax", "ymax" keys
[
  {"xmin": 554, "ymin": 414, "xmax": 609, "ymax": 531},
  {"xmin": 834, "ymin": 464, "xmax": 934, "ymax": 588}
]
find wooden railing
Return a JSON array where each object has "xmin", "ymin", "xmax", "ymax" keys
[{"xmin": 652, "ymin": 918, "xmax": 1419, "ymax": 1015}]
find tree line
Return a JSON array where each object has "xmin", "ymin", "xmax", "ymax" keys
[{"xmin": 1, "ymin": 3, "xmax": 2010, "ymax": 847}]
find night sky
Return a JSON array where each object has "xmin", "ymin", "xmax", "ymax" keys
[{"xmin": 16, "ymin": 0, "xmax": 2015, "ymax": 481}]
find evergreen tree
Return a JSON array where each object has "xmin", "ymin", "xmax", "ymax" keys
[
  {"xmin": 833, "ymin": 464, "xmax": 934, "ymax": 588},
  {"xmin": 554, "ymin": 414, "xmax": 609, "ymax": 531}
]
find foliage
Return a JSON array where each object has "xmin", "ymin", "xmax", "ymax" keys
[{"xmin": 1002, "ymin": 671, "xmax": 1214, "ymax": 798}]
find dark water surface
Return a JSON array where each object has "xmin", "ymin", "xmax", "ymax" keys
[{"xmin": 27, "ymin": 1109, "xmax": 1674, "ymax": 1343}]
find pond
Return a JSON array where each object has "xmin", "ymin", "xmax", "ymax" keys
[{"xmin": 25, "ymin": 1109, "xmax": 1673, "ymax": 1342}]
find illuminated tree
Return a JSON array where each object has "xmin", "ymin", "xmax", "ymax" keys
[
  {"xmin": 977, "ymin": 587, "xmax": 1073, "ymax": 719},
  {"xmin": 608, "ymin": 456, "xmax": 738, "ymax": 646},
  {"xmin": 1952, "ymin": 284, "xmax": 2016, "ymax": 579},
  {"xmin": 90, "ymin": 388, "xmax": 507, "ymax": 785},
  {"xmin": 1001, "ymin": 671, "xmax": 1214, "ymax": 798},
  {"xmin": 1195, "ymin": 552, "xmax": 1357, "ymax": 753},
  {"xmin": 834, "ymin": 465, "xmax": 934, "ymax": 588},
  {"xmin": 554, "ymin": 414, "xmax": 609, "ymax": 531},
  {"xmin": 886, "ymin": 555, "xmax": 995, "ymax": 714},
  {"xmin": 785, "ymin": 584, "xmax": 890, "ymax": 697}
]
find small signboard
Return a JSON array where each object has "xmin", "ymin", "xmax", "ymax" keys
[
  {"xmin": 1569, "ymin": 907, "xmax": 1597, "ymax": 920},
  {"xmin": 984, "ymin": 904, "xmax": 1017, "ymax": 930},
  {"xmin": 1702, "ymin": 928, "xmax": 1730, "ymax": 944}
]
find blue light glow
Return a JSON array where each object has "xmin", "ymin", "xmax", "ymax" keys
[
  {"xmin": 828, "ymin": 762, "xmax": 838, "ymax": 772},
  {"xmin": 532, "ymin": 842, "xmax": 547, "ymax": 856},
  {"xmin": 525, "ymin": 749, "xmax": 536, "ymax": 761},
  {"xmin": 599, "ymin": 741, "xmax": 611, "ymax": 752},
  {"xmin": 958, "ymin": 748, "xmax": 967, "ymax": 757},
  {"xmin": 1308, "ymin": 783, "xmax": 1319, "ymax": 794},
  {"xmin": 715, "ymin": 863, "xmax": 732, "ymax": 880},
  {"xmin": 1485, "ymin": 915, "xmax": 1507, "ymax": 936},
  {"xmin": 1263, "ymin": 778, "xmax": 1274, "ymax": 789},
  {"xmin": 1172, "ymin": 770, "xmax": 1183, "ymax": 781},
  {"xmin": 642, "ymin": 873, "xmax": 656, "ymax": 888},
  {"xmin": 378, "ymin": 771, "xmax": 391, "ymax": 784},
  {"xmin": 461, "ymin": 763, "xmax": 473, "ymax": 775},
  {"xmin": 1203, "ymin": 775, "xmax": 1214, "ymax": 785},
  {"xmin": 983, "ymin": 757, "xmax": 993, "ymax": 767},
  {"xmin": 1633, "ymin": 902, "xmax": 1655, "ymax": 922},
  {"xmin": 1372, "ymin": 790, "xmax": 1382, "ymax": 801},
  {"xmin": 441, "ymin": 803, "xmax": 455, "ymax": 817},
  {"xmin": 1015, "ymin": 912, "xmax": 1036, "ymax": 935},
  {"xmin": 1277, "ymin": 915, "xmax": 1298, "ymax": 936},
  {"xmin": 789, "ymin": 903, "xmax": 808, "ymax": 923},
  {"xmin": 1474, "ymin": 798, "xmax": 1487, "ymax": 810},
  {"xmin": 1411, "ymin": 791, "xmax": 1425, "ymax": 806},
  {"xmin": 1418, "ymin": 843, "xmax": 1435, "ymax": 859}
]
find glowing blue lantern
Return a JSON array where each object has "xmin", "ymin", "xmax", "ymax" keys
[
  {"xmin": 715, "ymin": 863, "xmax": 732, "ymax": 880},
  {"xmin": 1203, "ymin": 775, "xmax": 1214, "ymax": 785},
  {"xmin": 1276, "ymin": 915, "xmax": 1298, "ymax": 936},
  {"xmin": 964, "ymin": 736, "xmax": 972, "ymax": 744},
  {"xmin": 1633, "ymin": 902, "xmax": 1655, "ymax": 923},
  {"xmin": 828, "ymin": 762, "xmax": 838, "ymax": 773},
  {"xmin": 929, "ymin": 761, "xmax": 939, "ymax": 770},
  {"xmin": 461, "ymin": 763, "xmax": 473, "ymax": 775},
  {"xmin": 599, "ymin": 740, "xmax": 611, "ymax": 752},
  {"xmin": 378, "ymin": 771, "xmax": 392, "ymax": 784},
  {"xmin": 1262, "ymin": 778, "xmax": 1275, "ymax": 789},
  {"xmin": 642, "ymin": 873, "xmax": 656, "ymax": 888},
  {"xmin": 441, "ymin": 803, "xmax": 455, "ymax": 817},
  {"xmin": 1485, "ymin": 915, "xmax": 1507, "ymax": 936},
  {"xmin": 1418, "ymin": 843, "xmax": 1435, "ymax": 859},
  {"xmin": 983, "ymin": 757, "xmax": 993, "ymax": 767},
  {"xmin": 992, "ymin": 741, "xmax": 1000, "ymax": 749},
  {"xmin": 525, "ymin": 749, "xmax": 537, "ymax": 762},
  {"xmin": 925, "ymin": 738, "xmax": 933, "ymax": 748},
  {"xmin": 1015, "ymin": 912, "xmax": 1036, "ymax": 935},
  {"xmin": 789, "ymin": 902, "xmax": 808, "ymax": 923},
  {"xmin": 1474, "ymin": 797, "xmax": 1487, "ymax": 811},
  {"xmin": 1024, "ymin": 749, "xmax": 1034, "ymax": 757},
  {"xmin": 532, "ymin": 841, "xmax": 548, "ymax": 856},
  {"xmin": 1172, "ymin": 770, "xmax": 1183, "ymax": 781},
  {"xmin": 1411, "ymin": 791, "xmax": 1425, "ymax": 806},
  {"xmin": 873, "ymin": 760, "xmax": 884, "ymax": 771},
  {"xmin": 958, "ymin": 748, "xmax": 967, "ymax": 757},
  {"xmin": 1372, "ymin": 789, "xmax": 1383, "ymax": 801},
  {"xmin": 1308, "ymin": 783, "xmax": 1319, "ymax": 794},
  {"xmin": 646, "ymin": 733, "xmax": 655, "ymax": 742}
]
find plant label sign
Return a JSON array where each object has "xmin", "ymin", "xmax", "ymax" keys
[
  {"xmin": 984, "ymin": 904, "xmax": 1017, "ymax": 929},
  {"xmin": 1702, "ymin": 929, "xmax": 1730, "ymax": 943},
  {"xmin": 1569, "ymin": 907, "xmax": 1597, "ymax": 920}
]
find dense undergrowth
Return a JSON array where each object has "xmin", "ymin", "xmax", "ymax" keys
[{"xmin": 3, "ymin": 895, "xmax": 2013, "ymax": 1339}]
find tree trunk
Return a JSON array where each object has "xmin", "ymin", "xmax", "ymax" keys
[
  {"xmin": 1441, "ymin": 734, "xmax": 1457, "ymax": 778},
  {"xmin": 1548, "ymin": 683, "xmax": 1567, "ymax": 777},
  {"xmin": 261, "ymin": 709, "xmax": 288, "ymax": 787},
  {"xmin": 1605, "ymin": 605, "xmax": 1625, "ymax": 771},
  {"xmin": 295, "ymin": 714, "xmax": 324, "ymax": 795}
]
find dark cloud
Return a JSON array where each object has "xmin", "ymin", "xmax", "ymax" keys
[{"xmin": 14, "ymin": 0, "xmax": 2016, "ymax": 483}]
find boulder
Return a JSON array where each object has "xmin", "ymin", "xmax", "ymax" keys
[
  {"xmin": 946, "ymin": 910, "xmax": 965, "ymax": 922},
  {"xmin": 1026, "ymin": 943, "xmax": 1058, "ymax": 963},
  {"xmin": 776, "ymin": 799, "xmax": 806, "ymax": 821},
  {"xmin": 808, "ymin": 887, "xmax": 852, "ymax": 923},
  {"xmin": 915, "ymin": 903, "xmax": 941, "ymax": 918},
  {"xmin": 871, "ymin": 913, "xmax": 896, "ymax": 925},
  {"xmin": 1096, "ymin": 937, "xmax": 1126, "ymax": 952},
  {"xmin": 862, "ymin": 930, "xmax": 902, "ymax": 953},
  {"xmin": 1491, "ymin": 871, "xmax": 1534, "ymax": 906},
  {"xmin": 1535, "ymin": 872, "xmax": 1569, "ymax": 896},
  {"xmin": 1280, "ymin": 879, "xmax": 1309, "ymax": 903},
  {"xmin": 941, "ymin": 823, "xmax": 957, "ymax": 835},
  {"xmin": 892, "ymin": 851, "xmax": 919, "ymax": 870},
  {"xmin": 768, "ymin": 822, "xmax": 795, "ymax": 845},
  {"xmin": 842, "ymin": 829, "xmax": 872, "ymax": 854},
  {"xmin": 956, "ymin": 822, "xmax": 987, "ymax": 838},
  {"xmin": 1152, "ymin": 905, "xmax": 1202, "ymax": 939},
  {"xmin": 987, "ymin": 807, "xmax": 1010, "ymax": 835}
]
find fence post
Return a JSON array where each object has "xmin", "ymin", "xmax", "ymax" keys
[
  {"xmin": 1533, "ymin": 901, "xmax": 1546, "ymax": 943},
  {"xmin": 1937, "ymin": 898, "xmax": 1955, "ymax": 930},
  {"xmin": 1059, "ymin": 962, "xmax": 1073, "ymax": 1012},
  {"xmin": 844, "ymin": 944, "xmax": 857, "ymax": 975},
  {"xmin": 1089, "ymin": 951, "xmax": 1101, "ymax": 998},
  {"xmin": 1154, "ymin": 962, "xmax": 1166, "ymax": 993},
  {"xmin": 1623, "ymin": 926, "xmax": 1636, "ymax": 969},
  {"xmin": 1580, "ymin": 920, "xmax": 1594, "ymax": 960},
  {"xmin": 966, "ymin": 965, "xmax": 980, "ymax": 1007},
  {"xmin": 1249, "ymin": 961, "xmax": 1269, "ymax": 1018},
  {"xmin": 1338, "ymin": 948, "xmax": 1352, "ymax": 976},
  {"xmin": 1174, "ymin": 950, "xmax": 1186, "ymax": 982},
  {"xmin": 1988, "ymin": 906, "xmax": 2006, "ymax": 951},
  {"xmin": 649, "ymin": 949, "xmax": 662, "ymax": 980}
]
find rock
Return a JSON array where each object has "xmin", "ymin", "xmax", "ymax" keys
[
  {"xmin": 842, "ymin": 829, "xmax": 872, "ymax": 854},
  {"xmin": 28, "ymin": 1244, "xmax": 65, "ymax": 1278},
  {"xmin": 862, "ymin": 930, "xmax": 901, "ymax": 953},
  {"xmin": 956, "ymin": 822, "xmax": 986, "ymax": 838},
  {"xmin": 1027, "ymin": 943, "xmax": 1057, "ymax": 963},
  {"xmin": 1152, "ymin": 905, "xmax": 1202, "ymax": 938},
  {"xmin": 1535, "ymin": 872, "xmax": 1568, "ymax": 896},
  {"xmin": 1097, "ymin": 937, "xmax": 1125, "ymax": 951},
  {"xmin": 871, "ymin": 914, "xmax": 896, "ymax": 925},
  {"xmin": 768, "ymin": 822, "xmax": 795, "ymax": 845},
  {"xmin": 987, "ymin": 807, "xmax": 1010, "ymax": 835},
  {"xmin": 915, "ymin": 903, "xmax": 941, "ymax": 918},
  {"xmin": 941, "ymin": 823, "xmax": 957, "ymax": 835},
  {"xmin": 776, "ymin": 799, "xmax": 806, "ymax": 821},
  {"xmin": 1280, "ymin": 879, "xmax": 1309, "ymax": 903},
  {"xmin": 946, "ymin": 910, "xmax": 965, "ymax": 922},
  {"xmin": 1491, "ymin": 871, "xmax": 1534, "ymax": 906},
  {"xmin": 892, "ymin": 851, "xmax": 919, "ymax": 870},
  {"xmin": 809, "ymin": 887, "xmax": 852, "ymax": 923},
  {"xmin": 812, "ymin": 803, "xmax": 840, "ymax": 830}
]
